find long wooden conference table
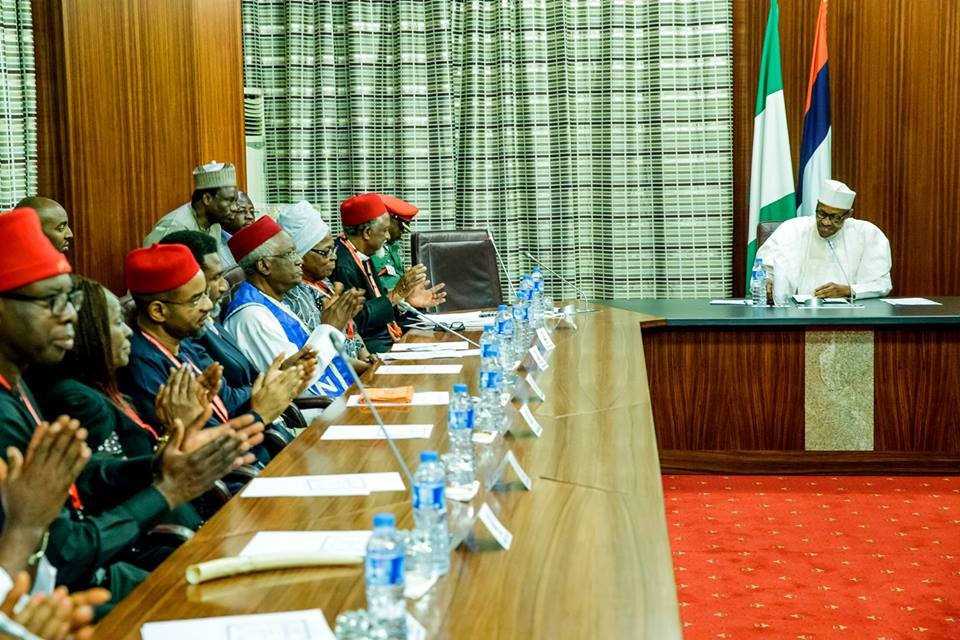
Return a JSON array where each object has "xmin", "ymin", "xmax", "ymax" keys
[{"xmin": 94, "ymin": 305, "xmax": 682, "ymax": 639}]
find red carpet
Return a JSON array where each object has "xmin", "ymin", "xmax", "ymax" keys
[{"xmin": 663, "ymin": 475, "xmax": 960, "ymax": 639}]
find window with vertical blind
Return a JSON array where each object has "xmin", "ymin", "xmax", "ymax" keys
[
  {"xmin": 0, "ymin": 0, "xmax": 36, "ymax": 209},
  {"xmin": 242, "ymin": 0, "xmax": 733, "ymax": 299}
]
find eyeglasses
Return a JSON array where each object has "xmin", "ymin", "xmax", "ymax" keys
[
  {"xmin": 157, "ymin": 292, "xmax": 209, "ymax": 309},
  {"xmin": 0, "ymin": 289, "xmax": 84, "ymax": 315},
  {"xmin": 266, "ymin": 250, "xmax": 301, "ymax": 262},
  {"xmin": 815, "ymin": 209, "xmax": 849, "ymax": 225},
  {"xmin": 308, "ymin": 247, "xmax": 335, "ymax": 258}
]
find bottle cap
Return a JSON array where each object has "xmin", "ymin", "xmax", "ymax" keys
[
  {"xmin": 373, "ymin": 513, "xmax": 395, "ymax": 528},
  {"xmin": 533, "ymin": 266, "xmax": 541, "ymax": 272},
  {"xmin": 420, "ymin": 450, "xmax": 439, "ymax": 462},
  {"xmin": 498, "ymin": 304, "xmax": 508, "ymax": 311},
  {"xmin": 453, "ymin": 383, "xmax": 468, "ymax": 394},
  {"xmin": 484, "ymin": 324, "xmax": 494, "ymax": 331}
]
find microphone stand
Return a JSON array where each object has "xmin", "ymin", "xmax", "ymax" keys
[
  {"xmin": 397, "ymin": 300, "xmax": 481, "ymax": 348},
  {"xmin": 330, "ymin": 334, "xmax": 413, "ymax": 487},
  {"xmin": 826, "ymin": 238, "xmax": 856, "ymax": 306},
  {"xmin": 521, "ymin": 250, "xmax": 592, "ymax": 313}
]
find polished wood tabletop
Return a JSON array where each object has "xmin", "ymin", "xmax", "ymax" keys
[{"xmin": 93, "ymin": 306, "xmax": 681, "ymax": 639}]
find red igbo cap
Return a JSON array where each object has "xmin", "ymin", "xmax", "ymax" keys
[
  {"xmin": 340, "ymin": 193, "xmax": 387, "ymax": 226},
  {"xmin": 228, "ymin": 215, "xmax": 283, "ymax": 262},
  {"xmin": 125, "ymin": 244, "xmax": 201, "ymax": 294},
  {"xmin": 0, "ymin": 208, "xmax": 71, "ymax": 292},
  {"xmin": 377, "ymin": 194, "xmax": 419, "ymax": 222}
]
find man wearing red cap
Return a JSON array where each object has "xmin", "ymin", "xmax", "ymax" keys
[
  {"xmin": 223, "ymin": 217, "xmax": 359, "ymax": 400},
  {"xmin": 334, "ymin": 193, "xmax": 446, "ymax": 353},
  {"xmin": 119, "ymin": 243, "xmax": 305, "ymax": 438},
  {"xmin": 0, "ymin": 209, "xmax": 255, "ymax": 611},
  {"xmin": 370, "ymin": 194, "xmax": 418, "ymax": 292}
]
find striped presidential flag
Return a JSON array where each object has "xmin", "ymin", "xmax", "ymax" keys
[
  {"xmin": 796, "ymin": 0, "xmax": 831, "ymax": 216},
  {"xmin": 746, "ymin": 0, "xmax": 795, "ymax": 285}
]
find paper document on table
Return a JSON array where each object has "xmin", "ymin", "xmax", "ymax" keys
[
  {"xmin": 242, "ymin": 472, "xmax": 405, "ymax": 498},
  {"xmin": 709, "ymin": 299, "xmax": 749, "ymax": 305},
  {"xmin": 321, "ymin": 424, "xmax": 433, "ymax": 440},
  {"xmin": 240, "ymin": 531, "xmax": 372, "ymax": 558},
  {"xmin": 392, "ymin": 341, "xmax": 469, "ymax": 352},
  {"xmin": 380, "ymin": 349, "xmax": 480, "ymax": 361},
  {"xmin": 140, "ymin": 608, "xmax": 335, "ymax": 640},
  {"xmin": 422, "ymin": 311, "xmax": 489, "ymax": 329},
  {"xmin": 346, "ymin": 391, "xmax": 449, "ymax": 407},
  {"xmin": 881, "ymin": 297, "xmax": 942, "ymax": 306},
  {"xmin": 376, "ymin": 364, "xmax": 463, "ymax": 375}
]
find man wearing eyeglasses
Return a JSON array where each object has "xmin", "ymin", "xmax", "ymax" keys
[
  {"xmin": 756, "ymin": 179, "xmax": 892, "ymax": 300},
  {"xmin": 143, "ymin": 161, "xmax": 242, "ymax": 270}
]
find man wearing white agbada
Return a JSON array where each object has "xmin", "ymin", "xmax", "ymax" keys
[{"xmin": 757, "ymin": 179, "xmax": 892, "ymax": 300}]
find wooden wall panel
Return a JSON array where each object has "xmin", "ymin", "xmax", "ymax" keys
[
  {"xmin": 33, "ymin": 0, "xmax": 246, "ymax": 292},
  {"xmin": 733, "ymin": 1, "xmax": 960, "ymax": 296},
  {"xmin": 642, "ymin": 327, "xmax": 806, "ymax": 451}
]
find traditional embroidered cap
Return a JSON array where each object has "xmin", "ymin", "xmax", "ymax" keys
[
  {"xmin": 228, "ymin": 215, "xmax": 283, "ymax": 262},
  {"xmin": 340, "ymin": 193, "xmax": 387, "ymax": 227},
  {"xmin": 125, "ymin": 244, "xmax": 201, "ymax": 294},
  {"xmin": 0, "ymin": 208, "xmax": 71, "ymax": 292},
  {"xmin": 277, "ymin": 201, "xmax": 330, "ymax": 257},
  {"xmin": 818, "ymin": 179, "xmax": 856, "ymax": 210},
  {"xmin": 193, "ymin": 161, "xmax": 237, "ymax": 191}
]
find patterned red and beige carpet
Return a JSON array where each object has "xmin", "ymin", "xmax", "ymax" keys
[{"xmin": 663, "ymin": 475, "xmax": 960, "ymax": 639}]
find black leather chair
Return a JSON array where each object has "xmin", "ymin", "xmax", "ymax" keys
[
  {"xmin": 410, "ymin": 230, "xmax": 503, "ymax": 311},
  {"xmin": 757, "ymin": 221, "xmax": 784, "ymax": 249}
]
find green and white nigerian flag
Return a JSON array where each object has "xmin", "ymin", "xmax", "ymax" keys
[{"xmin": 746, "ymin": 0, "xmax": 795, "ymax": 286}]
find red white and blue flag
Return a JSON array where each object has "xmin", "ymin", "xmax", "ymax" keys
[{"xmin": 796, "ymin": 0, "xmax": 831, "ymax": 217}]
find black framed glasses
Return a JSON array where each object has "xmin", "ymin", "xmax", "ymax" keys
[
  {"xmin": 0, "ymin": 289, "xmax": 84, "ymax": 315},
  {"xmin": 308, "ymin": 247, "xmax": 335, "ymax": 258},
  {"xmin": 156, "ymin": 292, "xmax": 209, "ymax": 309},
  {"xmin": 815, "ymin": 208, "xmax": 850, "ymax": 225}
]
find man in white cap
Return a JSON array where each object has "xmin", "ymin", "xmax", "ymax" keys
[
  {"xmin": 757, "ymin": 179, "xmax": 892, "ymax": 300},
  {"xmin": 143, "ymin": 161, "xmax": 241, "ymax": 269}
]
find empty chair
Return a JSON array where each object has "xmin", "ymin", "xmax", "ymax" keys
[{"xmin": 410, "ymin": 230, "xmax": 503, "ymax": 311}]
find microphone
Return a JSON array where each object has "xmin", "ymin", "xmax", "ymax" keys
[
  {"xmin": 826, "ymin": 238, "xmax": 855, "ymax": 305},
  {"xmin": 487, "ymin": 230, "xmax": 517, "ymax": 300},
  {"xmin": 396, "ymin": 300, "xmax": 481, "ymax": 348},
  {"xmin": 521, "ymin": 249, "xmax": 592, "ymax": 313},
  {"xmin": 329, "ymin": 333, "xmax": 413, "ymax": 487}
]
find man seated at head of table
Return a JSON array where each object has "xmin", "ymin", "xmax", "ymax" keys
[
  {"xmin": 118, "ymin": 243, "xmax": 306, "ymax": 453},
  {"xmin": 0, "ymin": 210, "xmax": 255, "ymax": 612},
  {"xmin": 333, "ymin": 194, "xmax": 446, "ymax": 354},
  {"xmin": 757, "ymin": 179, "xmax": 892, "ymax": 300},
  {"xmin": 222, "ymin": 216, "xmax": 359, "ymax": 400},
  {"xmin": 276, "ymin": 201, "xmax": 374, "ymax": 374},
  {"xmin": 143, "ymin": 161, "xmax": 242, "ymax": 270}
]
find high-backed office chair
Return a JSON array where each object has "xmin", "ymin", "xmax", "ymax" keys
[
  {"xmin": 410, "ymin": 230, "xmax": 503, "ymax": 311},
  {"xmin": 757, "ymin": 220, "xmax": 784, "ymax": 249}
]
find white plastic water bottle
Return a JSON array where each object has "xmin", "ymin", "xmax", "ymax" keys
[
  {"xmin": 365, "ymin": 513, "xmax": 406, "ymax": 639},
  {"xmin": 412, "ymin": 451, "xmax": 449, "ymax": 577},
  {"xmin": 478, "ymin": 325, "xmax": 504, "ymax": 432},
  {"xmin": 750, "ymin": 258, "xmax": 766, "ymax": 306},
  {"xmin": 530, "ymin": 268, "xmax": 545, "ymax": 328},
  {"xmin": 494, "ymin": 303, "xmax": 518, "ymax": 385},
  {"xmin": 446, "ymin": 383, "xmax": 476, "ymax": 485},
  {"xmin": 512, "ymin": 290, "xmax": 531, "ymax": 360}
]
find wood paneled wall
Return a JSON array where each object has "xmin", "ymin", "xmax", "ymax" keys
[
  {"xmin": 33, "ymin": 0, "xmax": 246, "ymax": 292},
  {"xmin": 732, "ymin": 0, "xmax": 960, "ymax": 296}
]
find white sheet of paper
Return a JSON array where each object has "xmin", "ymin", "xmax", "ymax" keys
[
  {"xmin": 472, "ymin": 431, "xmax": 497, "ymax": 445},
  {"xmin": 240, "ymin": 531, "xmax": 372, "ymax": 558},
  {"xmin": 710, "ymin": 299, "xmax": 749, "ymax": 305},
  {"xmin": 346, "ymin": 391, "xmax": 450, "ymax": 407},
  {"xmin": 392, "ymin": 341, "xmax": 469, "ymax": 352},
  {"xmin": 321, "ymin": 424, "xmax": 433, "ymax": 441},
  {"xmin": 376, "ymin": 364, "xmax": 463, "ymax": 375},
  {"xmin": 525, "ymin": 373, "xmax": 546, "ymax": 402},
  {"xmin": 140, "ymin": 609, "xmax": 335, "ymax": 640},
  {"xmin": 476, "ymin": 503, "xmax": 513, "ymax": 550},
  {"xmin": 881, "ymin": 297, "xmax": 942, "ymax": 306},
  {"xmin": 380, "ymin": 349, "xmax": 480, "ymax": 361},
  {"xmin": 446, "ymin": 480, "xmax": 480, "ymax": 503},
  {"xmin": 527, "ymin": 345, "xmax": 549, "ymax": 371},
  {"xmin": 535, "ymin": 327, "xmax": 556, "ymax": 351},
  {"xmin": 242, "ymin": 473, "xmax": 405, "ymax": 498},
  {"xmin": 517, "ymin": 404, "xmax": 543, "ymax": 438},
  {"xmin": 422, "ymin": 311, "xmax": 489, "ymax": 329},
  {"xmin": 792, "ymin": 294, "xmax": 813, "ymax": 303}
]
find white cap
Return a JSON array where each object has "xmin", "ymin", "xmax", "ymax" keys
[
  {"xmin": 818, "ymin": 179, "xmax": 856, "ymax": 210},
  {"xmin": 276, "ymin": 201, "xmax": 330, "ymax": 257}
]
